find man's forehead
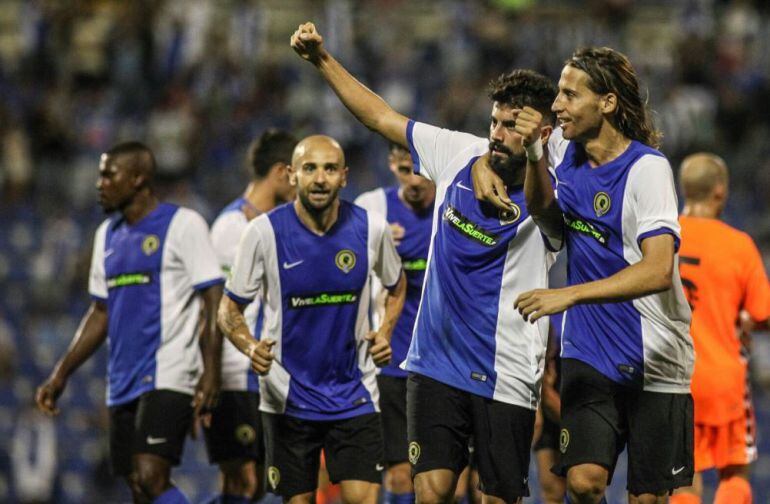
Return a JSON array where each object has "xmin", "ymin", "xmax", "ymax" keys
[{"xmin": 559, "ymin": 66, "xmax": 587, "ymax": 88}]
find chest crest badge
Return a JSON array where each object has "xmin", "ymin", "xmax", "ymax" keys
[
  {"xmin": 335, "ymin": 249, "xmax": 357, "ymax": 273},
  {"xmin": 142, "ymin": 235, "xmax": 160, "ymax": 255},
  {"xmin": 593, "ymin": 192, "xmax": 611, "ymax": 217},
  {"xmin": 499, "ymin": 203, "xmax": 521, "ymax": 226}
]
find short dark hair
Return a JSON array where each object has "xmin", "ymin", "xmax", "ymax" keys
[
  {"xmin": 248, "ymin": 129, "xmax": 298, "ymax": 179},
  {"xmin": 487, "ymin": 69, "xmax": 557, "ymax": 124},
  {"xmin": 105, "ymin": 141, "xmax": 156, "ymax": 176},
  {"xmin": 566, "ymin": 47, "xmax": 662, "ymax": 148}
]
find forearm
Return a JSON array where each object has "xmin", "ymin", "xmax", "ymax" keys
[
  {"xmin": 199, "ymin": 286, "xmax": 224, "ymax": 375},
  {"xmin": 52, "ymin": 302, "xmax": 108, "ymax": 382},
  {"xmin": 569, "ymin": 259, "xmax": 672, "ymax": 305},
  {"xmin": 315, "ymin": 51, "xmax": 407, "ymax": 146},
  {"xmin": 379, "ymin": 274, "xmax": 407, "ymax": 341},
  {"xmin": 217, "ymin": 296, "xmax": 256, "ymax": 357},
  {"xmin": 524, "ymin": 156, "xmax": 563, "ymax": 236}
]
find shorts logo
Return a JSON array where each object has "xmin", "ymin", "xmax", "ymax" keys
[
  {"xmin": 499, "ymin": 203, "xmax": 521, "ymax": 225},
  {"xmin": 268, "ymin": 466, "xmax": 280, "ymax": 490},
  {"xmin": 335, "ymin": 249, "xmax": 357, "ymax": 273},
  {"xmin": 593, "ymin": 192, "xmax": 611, "ymax": 217},
  {"xmin": 559, "ymin": 428, "xmax": 570, "ymax": 454},
  {"xmin": 235, "ymin": 424, "xmax": 256, "ymax": 445},
  {"xmin": 408, "ymin": 441, "xmax": 421, "ymax": 465},
  {"xmin": 142, "ymin": 235, "xmax": 160, "ymax": 255}
]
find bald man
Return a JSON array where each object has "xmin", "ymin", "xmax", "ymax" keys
[
  {"xmin": 671, "ymin": 153, "xmax": 770, "ymax": 504},
  {"xmin": 218, "ymin": 135, "xmax": 407, "ymax": 504},
  {"xmin": 36, "ymin": 141, "xmax": 224, "ymax": 504}
]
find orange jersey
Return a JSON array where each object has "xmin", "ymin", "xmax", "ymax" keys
[{"xmin": 678, "ymin": 216, "xmax": 770, "ymax": 425}]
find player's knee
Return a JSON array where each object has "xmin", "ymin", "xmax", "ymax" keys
[
  {"xmin": 339, "ymin": 482, "xmax": 379, "ymax": 504},
  {"xmin": 566, "ymin": 467, "xmax": 606, "ymax": 503},
  {"xmin": 221, "ymin": 460, "xmax": 258, "ymax": 496},
  {"xmin": 414, "ymin": 473, "xmax": 455, "ymax": 504},
  {"xmin": 134, "ymin": 462, "xmax": 171, "ymax": 498},
  {"xmin": 386, "ymin": 463, "xmax": 414, "ymax": 493}
]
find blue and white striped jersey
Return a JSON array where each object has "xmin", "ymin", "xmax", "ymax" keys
[
  {"xmin": 404, "ymin": 120, "xmax": 558, "ymax": 410},
  {"xmin": 225, "ymin": 201, "xmax": 402, "ymax": 421},
  {"xmin": 89, "ymin": 203, "xmax": 224, "ymax": 406}
]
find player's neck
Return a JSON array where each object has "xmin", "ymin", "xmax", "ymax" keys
[
  {"xmin": 244, "ymin": 180, "xmax": 279, "ymax": 214},
  {"xmin": 122, "ymin": 191, "xmax": 159, "ymax": 225},
  {"xmin": 682, "ymin": 201, "xmax": 721, "ymax": 219},
  {"xmin": 294, "ymin": 198, "xmax": 340, "ymax": 235},
  {"xmin": 583, "ymin": 124, "xmax": 631, "ymax": 168}
]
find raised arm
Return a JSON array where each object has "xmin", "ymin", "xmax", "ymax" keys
[
  {"xmin": 291, "ymin": 22, "xmax": 408, "ymax": 147},
  {"xmin": 36, "ymin": 300, "xmax": 108, "ymax": 415}
]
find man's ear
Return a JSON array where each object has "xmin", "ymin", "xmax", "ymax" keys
[
  {"xmin": 600, "ymin": 93, "xmax": 618, "ymax": 115},
  {"xmin": 539, "ymin": 124, "xmax": 554, "ymax": 145},
  {"xmin": 288, "ymin": 164, "xmax": 298, "ymax": 186},
  {"xmin": 341, "ymin": 166, "xmax": 349, "ymax": 188}
]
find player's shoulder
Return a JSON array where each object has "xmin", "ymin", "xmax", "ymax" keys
[
  {"xmin": 353, "ymin": 187, "xmax": 387, "ymax": 213},
  {"xmin": 212, "ymin": 199, "xmax": 248, "ymax": 234},
  {"xmin": 170, "ymin": 204, "xmax": 209, "ymax": 230}
]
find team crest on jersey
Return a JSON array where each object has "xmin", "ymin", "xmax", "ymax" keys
[
  {"xmin": 499, "ymin": 203, "xmax": 521, "ymax": 225},
  {"xmin": 593, "ymin": 192, "xmax": 611, "ymax": 217},
  {"xmin": 559, "ymin": 428, "xmax": 570, "ymax": 454},
  {"xmin": 268, "ymin": 466, "xmax": 280, "ymax": 490},
  {"xmin": 142, "ymin": 235, "xmax": 160, "ymax": 255},
  {"xmin": 335, "ymin": 249, "xmax": 357, "ymax": 273},
  {"xmin": 235, "ymin": 424, "xmax": 256, "ymax": 445},
  {"xmin": 408, "ymin": 441, "xmax": 421, "ymax": 465}
]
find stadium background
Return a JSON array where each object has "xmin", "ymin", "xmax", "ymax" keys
[{"xmin": 1, "ymin": 0, "xmax": 769, "ymax": 502}]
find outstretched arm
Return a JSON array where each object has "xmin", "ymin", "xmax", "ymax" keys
[
  {"xmin": 291, "ymin": 22, "xmax": 408, "ymax": 147},
  {"xmin": 36, "ymin": 300, "xmax": 108, "ymax": 415}
]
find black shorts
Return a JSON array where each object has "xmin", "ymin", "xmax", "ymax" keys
[
  {"xmin": 533, "ymin": 414, "xmax": 560, "ymax": 452},
  {"xmin": 108, "ymin": 389, "xmax": 194, "ymax": 476},
  {"xmin": 557, "ymin": 358, "xmax": 694, "ymax": 495},
  {"xmin": 378, "ymin": 375, "xmax": 408, "ymax": 466},
  {"xmin": 262, "ymin": 412, "xmax": 384, "ymax": 499},
  {"xmin": 203, "ymin": 391, "xmax": 263, "ymax": 464},
  {"xmin": 406, "ymin": 372, "xmax": 535, "ymax": 501}
]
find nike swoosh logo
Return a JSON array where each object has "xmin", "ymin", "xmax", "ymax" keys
[
  {"xmin": 456, "ymin": 181, "xmax": 473, "ymax": 192},
  {"xmin": 375, "ymin": 464, "xmax": 385, "ymax": 471},
  {"xmin": 283, "ymin": 260, "xmax": 304, "ymax": 270},
  {"xmin": 105, "ymin": 249, "xmax": 115, "ymax": 258},
  {"xmin": 146, "ymin": 436, "xmax": 167, "ymax": 445},
  {"xmin": 671, "ymin": 466, "xmax": 685, "ymax": 475}
]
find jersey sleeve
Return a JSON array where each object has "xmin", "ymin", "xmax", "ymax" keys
[
  {"xmin": 174, "ymin": 209, "xmax": 224, "ymax": 290},
  {"xmin": 406, "ymin": 119, "xmax": 486, "ymax": 183},
  {"xmin": 225, "ymin": 218, "xmax": 266, "ymax": 305},
  {"xmin": 370, "ymin": 214, "xmax": 402, "ymax": 290},
  {"xmin": 210, "ymin": 211, "xmax": 246, "ymax": 279},
  {"xmin": 629, "ymin": 155, "xmax": 681, "ymax": 251},
  {"xmin": 741, "ymin": 236, "xmax": 770, "ymax": 322},
  {"xmin": 88, "ymin": 220, "xmax": 109, "ymax": 301},
  {"xmin": 547, "ymin": 126, "xmax": 569, "ymax": 176},
  {"xmin": 354, "ymin": 188, "xmax": 386, "ymax": 216}
]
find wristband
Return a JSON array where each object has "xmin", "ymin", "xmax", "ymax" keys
[{"xmin": 525, "ymin": 140, "xmax": 544, "ymax": 162}]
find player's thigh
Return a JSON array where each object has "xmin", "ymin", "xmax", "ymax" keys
[
  {"xmin": 324, "ymin": 412, "xmax": 384, "ymax": 486},
  {"xmin": 470, "ymin": 395, "xmax": 535, "ymax": 502},
  {"xmin": 108, "ymin": 398, "xmax": 140, "ymax": 478},
  {"xmin": 133, "ymin": 389, "xmax": 193, "ymax": 468},
  {"xmin": 377, "ymin": 375, "xmax": 409, "ymax": 466},
  {"xmin": 557, "ymin": 359, "xmax": 623, "ymax": 483},
  {"xmin": 262, "ymin": 412, "xmax": 324, "ymax": 499},
  {"xmin": 406, "ymin": 372, "xmax": 472, "ymax": 477},
  {"xmin": 204, "ymin": 390, "xmax": 263, "ymax": 467},
  {"xmin": 626, "ymin": 390, "xmax": 694, "ymax": 496}
]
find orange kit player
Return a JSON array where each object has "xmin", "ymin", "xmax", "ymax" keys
[{"xmin": 671, "ymin": 153, "xmax": 770, "ymax": 504}]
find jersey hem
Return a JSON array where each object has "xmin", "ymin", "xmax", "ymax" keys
[
  {"xmin": 225, "ymin": 288, "xmax": 253, "ymax": 306},
  {"xmin": 637, "ymin": 227, "xmax": 680, "ymax": 252},
  {"xmin": 194, "ymin": 277, "xmax": 225, "ymax": 291}
]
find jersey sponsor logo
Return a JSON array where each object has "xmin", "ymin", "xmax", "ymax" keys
[
  {"xmin": 402, "ymin": 258, "xmax": 428, "ymax": 271},
  {"xmin": 563, "ymin": 213, "xmax": 609, "ymax": 247},
  {"xmin": 283, "ymin": 259, "xmax": 304, "ymax": 270},
  {"xmin": 443, "ymin": 205, "xmax": 499, "ymax": 247},
  {"xmin": 289, "ymin": 290, "xmax": 359, "ymax": 309},
  {"xmin": 559, "ymin": 428, "xmax": 569, "ymax": 454},
  {"xmin": 235, "ymin": 424, "xmax": 256, "ymax": 445},
  {"xmin": 408, "ymin": 441, "xmax": 421, "ymax": 465},
  {"xmin": 268, "ymin": 466, "xmax": 280, "ymax": 490},
  {"xmin": 107, "ymin": 272, "xmax": 152, "ymax": 289},
  {"xmin": 593, "ymin": 191, "xmax": 611, "ymax": 217},
  {"xmin": 146, "ymin": 436, "xmax": 167, "ymax": 445},
  {"xmin": 335, "ymin": 249, "xmax": 357, "ymax": 273},
  {"xmin": 499, "ymin": 203, "xmax": 521, "ymax": 225},
  {"xmin": 142, "ymin": 234, "xmax": 160, "ymax": 255}
]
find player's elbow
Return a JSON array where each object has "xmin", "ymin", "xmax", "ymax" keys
[{"xmin": 647, "ymin": 263, "xmax": 673, "ymax": 293}]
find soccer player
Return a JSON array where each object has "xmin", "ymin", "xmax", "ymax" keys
[
  {"xmin": 217, "ymin": 135, "xmax": 407, "ymax": 504},
  {"xmin": 473, "ymin": 47, "xmax": 695, "ymax": 504},
  {"xmin": 670, "ymin": 153, "xmax": 770, "ymax": 504},
  {"xmin": 291, "ymin": 22, "xmax": 559, "ymax": 504},
  {"xmin": 35, "ymin": 142, "xmax": 224, "ymax": 504},
  {"xmin": 206, "ymin": 129, "xmax": 298, "ymax": 504},
  {"xmin": 354, "ymin": 142, "xmax": 435, "ymax": 504}
]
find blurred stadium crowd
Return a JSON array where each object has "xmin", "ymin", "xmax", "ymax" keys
[{"xmin": 1, "ymin": 0, "xmax": 770, "ymax": 502}]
